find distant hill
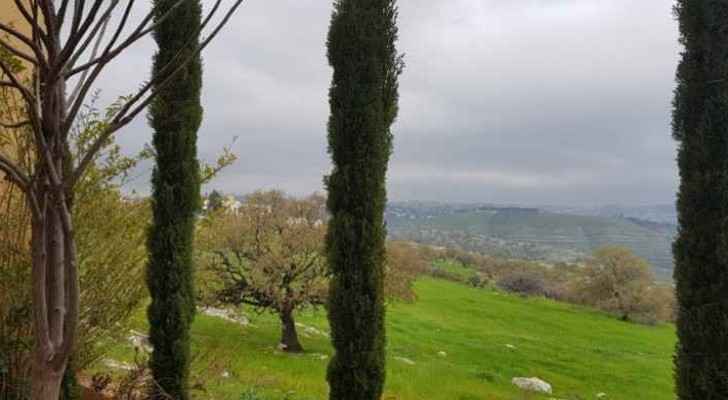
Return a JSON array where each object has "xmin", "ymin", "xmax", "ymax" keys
[{"xmin": 386, "ymin": 203, "xmax": 676, "ymax": 279}]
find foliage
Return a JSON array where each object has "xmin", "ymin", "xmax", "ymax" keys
[
  {"xmin": 496, "ymin": 270, "xmax": 550, "ymax": 298},
  {"xmin": 146, "ymin": 0, "xmax": 204, "ymax": 398},
  {"xmin": 0, "ymin": 104, "xmax": 150, "ymax": 399},
  {"xmin": 324, "ymin": 0, "xmax": 403, "ymax": 398},
  {"xmin": 383, "ymin": 242, "xmax": 429, "ymax": 303},
  {"xmin": 570, "ymin": 247, "xmax": 657, "ymax": 322},
  {"xmin": 671, "ymin": 1, "xmax": 728, "ymax": 398},
  {"xmin": 207, "ymin": 190, "xmax": 225, "ymax": 212},
  {"xmin": 201, "ymin": 191, "xmax": 328, "ymax": 352},
  {"xmin": 433, "ymin": 246, "xmax": 675, "ymax": 324}
]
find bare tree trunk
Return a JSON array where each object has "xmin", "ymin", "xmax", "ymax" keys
[
  {"xmin": 31, "ymin": 362, "xmax": 64, "ymax": 400},
  {"xmin": 28, "ymin": 141, "xmax": 79, "ymax": 400},
  {"xmin": 279, "ymin": 308, "xmax": 303, "ymax": 353}
]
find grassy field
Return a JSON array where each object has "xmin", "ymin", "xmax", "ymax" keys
[{"xmin": 107, "ymin": 278, "xmax": 676, "ymax": 400}]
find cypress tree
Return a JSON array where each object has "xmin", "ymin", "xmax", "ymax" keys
[
  {"xmin": 673, "ymin": 1, "xmax": 728, "ymax": 398},
  {"xmin": 324, "ymin": 1, "xmax": 403, "ymax": 399},
  {"xmin": 146, "ymin": 0, "xmax": 203, "ymax": 399}
]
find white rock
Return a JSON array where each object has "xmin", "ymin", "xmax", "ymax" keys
[
  {"xmin": 505, "ymin": 344, "xmax": 516, "ymax": 350},
  {"xmin": 199, "ymin": 307, "xmax": 249, "ymax": 326},
  {"xmin": 596, "ymin": 393, "xmax": 607, "ymax": 398},
  {"xmin": 437, "ymin": 351, "xmax": 447, "ymax": 357},
  {"xmin": 394, "ymin": 356, "xmax": 416, "ymax": 365},
  {"xmin": 512, "ymin": 377, "xmax": 552, "ymax": 394},
  {"xmin": 296, "ymin": 323, "xmax": 330, "ymax": 338},
  {"xmin": 221, "ymin": 370, "xmax": 231, "ymax": 379}
]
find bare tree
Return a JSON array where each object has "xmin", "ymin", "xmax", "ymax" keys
[{"xmin": 0, "ymin": 1, "xmax": 244, "ymax": 398}]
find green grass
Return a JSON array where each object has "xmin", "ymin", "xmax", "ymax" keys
[
  {"xmin": 107, "ymin": 278, "xmax": 676, "ymax": 400},
  {"xmin": 431, "ymin": 259, "xmax": 478, "ymax": 281}
]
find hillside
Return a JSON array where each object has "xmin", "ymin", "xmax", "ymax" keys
[
  {"xmin": 106, "ymin": 278, "xmax": 676, "ymax": 400},
  {"xmin": 387, "ymin": 204, "xmax": 676, "ymax": 279}
]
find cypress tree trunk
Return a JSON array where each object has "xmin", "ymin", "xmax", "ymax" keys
[
  {"xmin": 673, "ymin": 1, "xmax": 728, "ymax": 398},
  {"xmin": 146, "ymin": 0, "xmax": 203, "ymax": 399},
  {"xmin": 324, "ymin": 1, "xmax": 402, "ymax": 399}
]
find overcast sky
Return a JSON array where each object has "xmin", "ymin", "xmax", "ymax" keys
[{"xmin": 95, "ymin": 0, "xmax": 680, "ymax": 206}]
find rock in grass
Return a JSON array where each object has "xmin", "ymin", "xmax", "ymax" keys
[
  {"xmin": 199, "ymin": 307, "xmax": 249, "ymax": 326},
  {"xmin": 511, "ymin": 377, "xmax": 552, "ymax": 394},
  {"xmin": 394, "ymin": 356, "xmax": 416, "ymax": 365}
]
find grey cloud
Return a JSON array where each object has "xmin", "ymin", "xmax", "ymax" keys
[{"xmin": 91, "ymin": 0, "xmax": 680, "ymax": 206}]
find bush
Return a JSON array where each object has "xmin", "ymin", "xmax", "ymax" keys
[
  {"xmin": 385, "ymin": 241, "xmax": 429, "ymax": 302},
  {"xmin": 496, "ymin": 270, "xmax": 549, "ymax": 297},
  {"xmin": 568, "ymin": 246, "xmax": 665, "ymax": 323}
]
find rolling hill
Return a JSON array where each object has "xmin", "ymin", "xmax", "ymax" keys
[{"xmin": 386, "ymin": 203, "xmax": 676, "ymax": 279}]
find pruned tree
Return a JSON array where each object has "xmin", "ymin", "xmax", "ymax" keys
[
  {"xmin": 202, "ymin": 191, "xmax": 328, "ymax": 353},
  {"xmin": 672, "ymin": 1, "xmax": 728, "ymax": 397},
  {"xmin": 0, "ymin": 1, "xmax": 244, "ymax": 398},
  {"xmin": 324, "ymin": 0, "xmax": 403, "ymax": 398}
]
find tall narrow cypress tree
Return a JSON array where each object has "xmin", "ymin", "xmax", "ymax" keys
[
  {"xmin": 146, "ymin": 0, "xmax": 203, "ymax": 399},
  {"xmin": 324, "ymin": 1, "xmax": 403, "ymax": 399},
  {"xmin": 673, "ymin": 1, "xmax": 728, "ymax": 398}
]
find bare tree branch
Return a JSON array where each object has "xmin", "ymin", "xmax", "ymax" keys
[
  {"xmin": 0, "ymin": 37, "xmax": 37, "ymax": 65},
  {"xmin": 66, "ymin": 6, "xmax": 113, "ymax": 107},
  {"xmin": 0, "ymin": 119, "xmax": 31, "ymax": 129},
  {"xmin": 0, "ymin": 59, "xmax": 34, "ymax": 103},
  {"xmin": 64, "ymin": 0, "xmax": 194, "ymax": 77},
  {"xmin": 64, "ymin": 0, "xmax": 120, "ymax": 74},
  {"xmin": 0, "ymin": 20, "xmax": 44, "ymax": 63},
  {"xmin": 71, "ymin": 0, "xmax": 246, "ymax": 185},
  {"xmin": 0, "ymin": 152, "xmax": 30, "ymax": 190}
]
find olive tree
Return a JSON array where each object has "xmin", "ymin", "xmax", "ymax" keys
[{"xmin": 201, "ymin": 191, "xmax": 328, "ymax": 353}]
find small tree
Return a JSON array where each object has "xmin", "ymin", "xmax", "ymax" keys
[
  {"xmin": 207, "ymin": 190, "xmax": 224, "ymax": 212},
  {"xmin": 384, "ymin": 242, "xmax": 427, "ymax": 302},
  {"xmin": 572, "ymin": 246, "xmax": 654, "ymax": 322},
  {"xmin": 0, "ymin": 2, "xmax": 244, "ymax": 398},
  {"xmin": 202, "ymin": 191, "xmax": 328, "ymax": 353}
]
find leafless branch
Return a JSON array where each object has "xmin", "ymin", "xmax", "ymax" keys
[
  {"xmin": 0, "ymin": 119, "xmax": 31, "ymax": 129},
  {"xmin": 72, "ymin": 0, "xmax": 247, "ymax": 185},
  {"xmin": 0, "ymin": 20, "xmax": 44, "ymax": 63},
  {"xmin": 0, "ymin": 152, "xmax": 30, "ymax": 190},
  {"xmin": 67, "ymin": 5, "xmax": 113, "ymax": 107},
  {"xmin": 0, "ymin": 59, "xmax": 34, "ymax": 103},
  {"xmin": 0, "ymin": 37, "xmax": 37, "ymax": 65}
]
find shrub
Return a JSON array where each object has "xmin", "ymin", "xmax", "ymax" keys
[
  {"xmin": 569, "ymin": 246, "xmax": 661, "ymax": 323},
  {"xmin": 496, "ymin": 270, "xmax": 549, "ymax": 297},
  {"xmin": 385, "ymin": 241, "xmax": 429, "ymax": 302}
]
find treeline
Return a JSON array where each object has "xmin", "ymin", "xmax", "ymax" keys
[{"xmin": 423, "ymin": 246, "xmax": 675, "ymax": 325}]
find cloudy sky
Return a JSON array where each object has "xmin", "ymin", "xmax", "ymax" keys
[{"xmin": 95, "ymin": 0, "xmax": 680, "ymax": 206}]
